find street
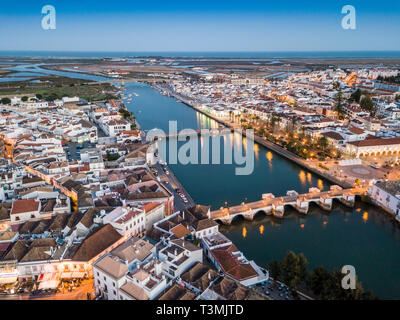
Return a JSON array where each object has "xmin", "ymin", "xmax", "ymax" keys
[{"xmin": 152, "ymin": 162, "xmax": 195, "ymax": 211}]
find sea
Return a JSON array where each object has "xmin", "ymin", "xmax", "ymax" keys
[{"xmin": 0, "ymin": 51, "xmax": 400, "ymax": 59}]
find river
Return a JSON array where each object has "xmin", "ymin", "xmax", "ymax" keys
[{"xmin": 122, "ymin": 82, "xmax": 400, "ymax": 300}]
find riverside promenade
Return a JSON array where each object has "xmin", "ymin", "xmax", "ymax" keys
[{"xmin": 152, "ymin": 84, "xmax": 352, "ymax": 189}]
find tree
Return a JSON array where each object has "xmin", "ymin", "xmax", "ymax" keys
[
  {"xmin": 36, "ymin": 93, "xmax": 43, "ymax": 100},
  {"xmin": 335, "ymin": 91, "xmax": 346, "ymax": 119},
  {"xmin": 268, "ymin": 260, "xmax": 282, "ymax": 280},
  {"xmin": 350, "ymin": 89, "xmax": 362, "ymax": 103},
  {"xmin": 307, "ymin": 266, "xmax": 332, "ymax": 299},
  {"xmin": 280, "ymin": 251, "xmax": 308, "ymax": 291},
  {"xmin": 360, "ymin": 96, "xmax": 375, "ymax": 114},
  {"xmin": 318, "ymin": 136, "xmax": 329, "ymax": 151},
  {"xmin": 21, "ymin": 96, "xmax": 29, "ymax": 102},
  {"xmin": 269, "ymin": 112, "xmax": 280, "ymax": 133},
  {"xmin": 0, "ymin": 98, "xmax": 11, "ymax": 105}
]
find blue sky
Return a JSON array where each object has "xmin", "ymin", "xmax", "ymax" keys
[{"xmin": 0, "ymin": 0, "xmax": 399, "ymax": 52}]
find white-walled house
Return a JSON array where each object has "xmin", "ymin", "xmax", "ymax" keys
[
  {"xmin": 370, "ymin": 180, "xmax": 400, "ymax": 220},
  {"xmin": 10, "ymin": 199, "xmax": 41, "ymax": 224}
]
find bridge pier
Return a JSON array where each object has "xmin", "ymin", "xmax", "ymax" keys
[
  {"xmin": 296, "ymin": 199, "xmax": 309, "ymax": 215},
  {"xmin": 272, "ymin": 204, "xmax": 285, "ymax": 218},
  {"xmin": 339, "ymin": 195, "xmax": 356, "ymax": 208},
  {"xmin": 318, "ymin": 197, "xmax": 333, "ymax": 211},
  {"xmin": 219, "ymin": 217, "xmax": 233, "ymax": 225}
]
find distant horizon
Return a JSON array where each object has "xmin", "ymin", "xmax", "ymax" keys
[{"xmin": 1, "ymin": 50, "xmax": 400, "ymax": 59}]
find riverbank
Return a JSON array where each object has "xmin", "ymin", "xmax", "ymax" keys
[{"xmin": 152, "ymin": 83, "xmax": 352, "ymax": 189}]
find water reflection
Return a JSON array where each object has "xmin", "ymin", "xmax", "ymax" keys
[
  {"xmin": 259, "ymin": 225, "xmax": 264, "ymax": 235},
  {"xmin": 317, "ymin": 179, "xmax": 324, "ymax": 190},
  {"xmin": 299, "ymin": 170, "xmax": 306, "ymax": 186}
]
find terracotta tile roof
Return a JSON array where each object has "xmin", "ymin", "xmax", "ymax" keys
[
  {"xmin": 211, "ymin": 244, "xmax": 258, "ymax": 282},
  {"xmin": 11, "ymin": 199, "xmax": 40, "ymax": 215},
  {"xmin": 170, "ymin": 224, "xmax": 191, "ymax": 239},
  {"xmin": 321, "ymin": 131, "xmax": 344, "ymax": 141},
  {"xmin": 72, "ymin": 224, "xmax": 123, "ymax": 262},
  {"xmin": 158, "ymin": 283, "xmax": 196, "ymax": 300},
  {"xmin": 120, "ymin": 281, "xmax": 149, "ymax": 300},
  {"xmin": 143, "ymin": 202, "xmax": 161, "ymax": 213},
  {"xmin": 349, "ymin": 137, "xmax": 400, "ymax": 147},
  {"xmin": 95, "ymin": 255, "xmax": 128, "ymax": 279},
  {"xmin": 348, "ymin": 126, "xmax": 365, "ymax": 135}
]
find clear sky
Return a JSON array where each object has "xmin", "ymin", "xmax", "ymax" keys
[{"xmin": 0, "ymin": 0, "xmax": 399, "ymax": 52}]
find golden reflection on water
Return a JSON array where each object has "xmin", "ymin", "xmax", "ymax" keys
[
  {"xmin": 317, "ymin": 179, "xmax": 324, "ymax": 191},
  {"xmin": 299, "ymin": 170, "xmax": 306, "ymax": 186},
  {"xmin": 300, "ymin": 224, "xmax": 305, "ymax": 229},
  {"xmin": 363, "ymin": 211, "xmax": 369, "ymax": 223},
  {"xmin": 307, "ymin": 172, "xmax": 312, "ymax": 184},
  {"xmin": 243, "ymin": 137, "xmax": 247, "ymax": 153},
  {"xmin": 242, "ymin": 227, "xmax": 247, "ymax": 238},
  {"xmin": 266, "ymin": 151, "xmax": 273, "ymax": 162},
  {"xmin": 259, "ymin": 225, "xmax": 264, "ymax": 235},
  {"xmin": 254, "ymin": 143, "xmax": 259, "ymax": 161}
]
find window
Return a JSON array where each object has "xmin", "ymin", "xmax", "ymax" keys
[
  {"xmin": 97, "ymin": 272, "xmax": 99, "ymax": 276},
  {"xmin": 104, "ymin": 276, "xmax": 106, "ymax": 281},
  {"xmin": 113, "ymin": 290, "xmax": 116, "ymax": 295},
  {"xmin": 113, "ymin": 282, "xmax": 116, "ymax": 287}
]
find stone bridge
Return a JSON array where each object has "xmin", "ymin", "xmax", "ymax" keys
[{"xmin": 210, "ymin": 185, "xmax": 367, "ymax": 225}]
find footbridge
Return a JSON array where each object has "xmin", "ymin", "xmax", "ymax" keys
[
  {"xmin": 210, "ymin": 186, "xmax": 368, "ymax": 225},
  {"xmin": 145, "ymin": 128, "xmax": 233, "ymax": 142}
]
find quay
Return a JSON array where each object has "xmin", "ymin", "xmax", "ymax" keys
[{"xmin": 210, "ymin": 185, "xmax": 368, "ymax": 225}]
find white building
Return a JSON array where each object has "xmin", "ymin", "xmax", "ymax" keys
[
  {"xmin": 93, "ymin": 236, "xmax": 167, "ymax": 300},
  {"xmin": 10, "ymin": 199, "xmax": 41, "ymax": 224},
  {"xmin": 102, "ymin": 206, "xmax": 146, "ymax": 237},
  {"xmin": 370, "ymin": 181, "xmax": 400, "ymax": 220},
  {"xmin": 158, "ymin": 238, "xmax": 203, "ymax": 279}
]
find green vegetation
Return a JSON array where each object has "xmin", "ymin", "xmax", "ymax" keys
[
  {"xmin": 269, "ymin": 251, "xmax": 377, "ymax": 300},
  {"xmin": 349, "ymin": 88, "xmax": 362, "ymax": 103},
  {"xmin": 119, "ymin": 108, "xmax": 135, "ymax": 121},
  {"xmin": 377, "ymin": 73, "xmax": 400, "ymax": 84},
  {"xmin": 359, "ymin": 95, "xmax": 375, "ymax": 115},
  {"xmin": 334, "ymin": 90, "xmax": 346, "ymax": 120},
  {"xmin": 0, "ymin": 97, "xmax": 11, "ymax": 104},
  {"xmin": 106, "ymin": 151, "xmax": 120, "ymax": 162},
  {"xmin": 0, "ymin": 76, "xmax": 117, "ymax": 102}
]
